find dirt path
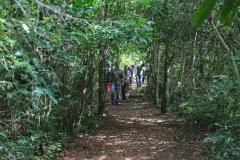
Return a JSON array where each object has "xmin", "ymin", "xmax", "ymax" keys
[{"xmin": 58, "ymin": 92, "xmax": 205, "ymax": 160}]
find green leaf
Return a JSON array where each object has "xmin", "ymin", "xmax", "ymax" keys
[
  {"xmin": 17, "ymin": 138, "xmax": 28, "ymax": 145},
  {"xmin": 75, "ymin": 0, "xmax": 94, "ymax": 7},
  {"xmin": 33, "ymin": 87, "xmax": 57, "ymax": 104},
  {"xmin": 32, "ymin": 156, "xmax": 41, "ymax": 160},
  {"xmin": 0, "ymin": 132, "xmax": 7, "ymax": 139},
  {"xmin": 220, "ymin": 0, "xmax": 240, "ymax": 24},
  {"xmin": 15, "ymin": 51, "xmax": 23, "ymax": 57},
  {"xmin": 75, "ymin": 0, "xmax": 83, "ymax": 7},
  {"xmin": 44, "ymin": 88, "xmax": 57, "ymax": 104},
  {"xmin": 34, "ymin": 87, "xmax": 45, "ymax": 97},
  {"xmin": 192, "ymin": 0, "xmax": 218, "ymax": 30}
]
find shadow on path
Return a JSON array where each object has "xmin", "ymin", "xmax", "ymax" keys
[{"xmin": 58, "ymin": 90, "xmax": 205, "ymax": 160}]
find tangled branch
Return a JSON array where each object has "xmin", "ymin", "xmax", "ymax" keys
[{"xmin": 34, "ymin": 0, "xmax": 120, "ymax": 25}]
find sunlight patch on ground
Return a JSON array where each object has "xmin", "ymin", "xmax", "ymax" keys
[
  {"xmin": 93, "ymin": 135, "xmax": 107, "ymax": 141},
  {"xmin": 105, "ymin": 139, "xmax": 140, "ymax": 146},
  {"xmin": 98, "ymin": 156, "xmax": 107, "ymax": 160},
  {"xmin": 59, "ymin": 88, "xmax": 204, "ymax": 160},
  {"xmin": 114, "ymin": 116, "xmax": 181, "ymax": 126},
  {"xmin": 124, "ymin": 156, "xmax": 151, "ymax": 160},
  {"xmin": 106, "ymin": 140, "xmax": 129, "ymax": 145},
  {"xmin": 115, "ymin": 149, "xmax": 124, "ymax": 153},
  {"xmin": 129, "ymin": 117, "xmax": 166, "ymax": 123}
]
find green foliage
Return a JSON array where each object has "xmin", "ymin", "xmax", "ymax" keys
[
  {"xmin": 174, "ymin": 74, "xmax": 240, "ymax": 159},
  {"xmin": 75, "ymin": 0, "xmax": 94, "ymax": 8},
  {"xmin": 220, "ymin": 0, "xmax": 240, "ymax": 24},
  {"xmin": 178, "ymin": 75, "xmax": 239, "ymax": 124},
  {"xmin": 192, "ymin": 0, "xmax": 217, "ymax": 30},
  {"xmin": 0, "ymin": 129, "xmax": 69, "ymax": 160},
  {"xmin": 2, "ymin": 0, "xmax": 239, "ymax": 160},
  {"xmin": 203, "ymin": 122, "xmax": 240, "ymax": 160},
  {"xmin": 0, "ymin": 0, "xmax": 152, "ymax": 159},
  {"xmin": 192, "ymin": 0, "xmax": 240, "ymax": 29},
  {"xmin": 0, "ymin": 51, "xmax": 57, "ymax": 111},
  {"xmin": 79, "ymin": 112, "xmax": 101, "ymax": 133},
  {"xmin": 180, "ymin": 104, "xmax": 215, "ymax": 126},
  {"xmin": 142, "ymin": 0, "xmax": 240, "ymax": 159},
  {"xmin": 0, "ymin": 132, "xmax": 7, "ymax": 139},
  {"xmin": 201, "ymin": 76, "xmax": 240, "ymax": 159}
]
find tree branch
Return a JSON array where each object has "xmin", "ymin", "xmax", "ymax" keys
[
  {"xmin": 34, "ymin": 0, "xmax": 90, "ymax": 24},
  {"xmin": 34, "ymin": 0, "xmax": 121, "ymax": 26},
  {"xmin": 210, "ymin": 18, "xmax": 240, "ymax": 88}
]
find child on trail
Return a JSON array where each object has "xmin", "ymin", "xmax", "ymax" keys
[
  {"xmin": 105, "ymin": 65, "xmax": 112, "ymax": 103},
  {"xmin": 105, "ymin": 82, "xmax": 111, "ymax": 102}
]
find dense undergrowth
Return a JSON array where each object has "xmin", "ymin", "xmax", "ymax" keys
[
  {"xmin": 0, "ymin": 0, "xmax": 150, "ymax": 159},
  {"xmin": 1, "ymin": 0, "xmax": 240, "ymax": 160},
  {"xmin": 0, "ymin": 48, "xmax": 101, "ymax": 159},
  {"xmin": 143, "ymin": 0, "xmax": 240, "ymax": 159},
  {"xmin": 175, "ymin": 77, "xmax": 240, "ymax": 160}
]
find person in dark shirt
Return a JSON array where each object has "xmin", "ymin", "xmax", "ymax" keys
[
  {"xmin": 110, "ymin": 62, "xmax": 123, "ymax": 105},
  {"xmin": 122, "ymin": 65, "xmax": 131, "ymax": 101},
  {"xmin": 136, "ymin": 63, "xmax": 143, "ymax": 88}
]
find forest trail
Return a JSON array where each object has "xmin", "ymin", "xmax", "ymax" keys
[{"xmin": 58, "ymin": 87, "xmax": 205, "ymax": 160}]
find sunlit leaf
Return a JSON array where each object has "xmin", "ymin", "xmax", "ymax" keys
[
  {"xmin": 44, "ymin": 88, "xmax": 57, "ymax": 104},
  {"xmin": 15, "ymin": 51, "xmax": 23, "ymax": 57},
  {"xmin": 22, "ymin": 23, "xmax": 30, "ymax": 33},
  {"xmin": 75, "ymin": 0, "xmax": 94, "ymax": 7}
]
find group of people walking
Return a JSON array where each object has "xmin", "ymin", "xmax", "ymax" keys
[{"xmin": 105, "ymin": 62, "xmax": 145, "ymax": 105}]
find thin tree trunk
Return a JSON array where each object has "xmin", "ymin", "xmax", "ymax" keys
[
  {"xmin": 98, "ymin": 47, "xmax": 108, "ymax": 115},
  {"xmin": 98, "ymin": 0, "xmax": 108, "ymax": 115},
  {"xmin": 180, "ymin": 53, "xmax": 186, "ymax": 102},
  {"xmin": 98, "ymin": 58, "xmax": 104, "ymax": 115},
  {"xmin": 155, "ymin": 43, "xmax": 161, "ymax": 107},
  {"xmin": 161, "ymin": 44, "xmax": 169, "ymax": 114},
  {"xmin": 166, "ymin": 67, "xmax": 171, "ymax": 107},
  {"xmin": 191, "ymin": 32, "xmax": 198, "ymax": 100}
]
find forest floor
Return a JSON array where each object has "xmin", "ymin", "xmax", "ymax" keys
[{"xmin": 58, "ymin": 86, "xmax": 206, "ymax": 160}]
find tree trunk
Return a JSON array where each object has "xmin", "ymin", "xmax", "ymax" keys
[
  {"xmin": 166, "ymin": 66, "xmax": 171, "ymax": 107},
  {"xmin": 180, "ymin": 53, "xmax": 186, "ymax": 102},
  {"xmin": 97, "ymin": 48, "xmax": 108, "ymax": 115},
  {"xmin": 97, "ymin": 0, "xmax": 108, "ymax": 115},
  {"xmin": 161, "ymin": 44, "xmax": 169, "ymax": 114},
  {"xmin": 98, "ymin": 58, "xmax": 105, "ymax": 115},
  {"xmin": 191, "ymin": 32, "xmax": 198, "ymax": 100},
  {"xmin": 155, "ymin": 43, "xmax": 161, "ymax": 107}
]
